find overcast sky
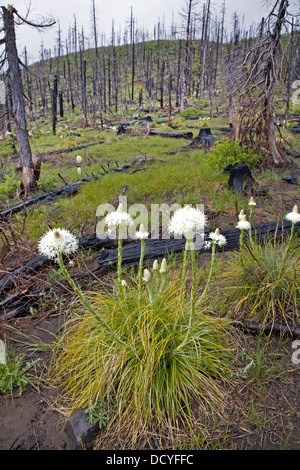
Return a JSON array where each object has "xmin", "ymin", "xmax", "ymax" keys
[{"xmin": 8, "ymin": 0, "xmax": 299, "ymax": 63}]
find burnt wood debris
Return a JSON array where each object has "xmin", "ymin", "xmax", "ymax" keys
[{"xmin": 1, "ymin": 219, "xmax": 299, "ymax": 323}]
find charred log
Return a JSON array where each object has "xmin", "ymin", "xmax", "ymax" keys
[
  {"xmin": 98, "ymin": 219, "xmax": 299, "ymax": 268},
  {"xmin": 235, "ymin": 319, "xmax": 300, "ymax": 338},
  {"xmin": 1, "ymin": 220, "xmax": 299, "ymax": 321},
  {"xmin": 148, "ymin": 130, "xmax": 194, "ymax": 139}
]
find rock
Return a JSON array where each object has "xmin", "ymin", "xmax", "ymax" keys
[{"xmin": 64, "ymin": 409, "xmax": 99, "ymax": 450}]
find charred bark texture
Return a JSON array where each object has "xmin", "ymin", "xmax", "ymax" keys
[{"xmin": 2, "ymin": 6, "xmax": 35, "ymax": 195}]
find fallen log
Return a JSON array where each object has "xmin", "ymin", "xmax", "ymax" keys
[
  {"xmin": 282, "ymin": 147, "xmax": 300, "ymax": 158},
  {"xmin": 98, "ymin": 219, "xmax": 300, "ymax": 268},
  {"xmin": 0, "ymin": 255, "xmax": 54, "ymax": 294},
  {"xmin": 1, "ymin": 220, "xmax": 299, "ymax": 321},
  {"xmin": 0, "ymin": 176, "xmax": 98, "ymax": 218},
  {"xmin": 0, "ymin": 288, "xmax": 52, "ymax": 321},
  {"xmin": 38, "ymin": 140, "xmax": 105, "ymax": 156},
  {"xmin": 148, "ymin": 130, "xmax": 194, "ymax": 139},
  {"xmin": 1, "ymin": 156, "xmax": 165, "ymax": 219},
  {"xmin": 235, "ymin": 320, "xmax": 300, "ymax": 338},
  {"xmin": 0, "ymin": 235, "xmax": 122, "ymax": 297}
]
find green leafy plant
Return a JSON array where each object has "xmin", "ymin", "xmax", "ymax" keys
[
  {"xmin": 238, "ymin": 336, "xmax": 282, "ymax": 385},
  {"xmin": 0, "ymin": 340, "xmax": 38, "ymax": 395},
  {"xmin": 0, "ymin": 173, "xmax": 20, "ymax": 198},
  {"xmin": 207, "ymin": 138, "xmax": 260, "ymax": 171},
  {"xmin": 85, "ymin": 402, "xmax": 108, "ymax": 429}
]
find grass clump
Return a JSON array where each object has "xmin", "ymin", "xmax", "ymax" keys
[
  {"xmin": 217, "ymin": 202, "xmax": 300, "ymax": 325},
  {"xmin": 43, "ymin": 205, "xmax": 234, "ymax": 447}
]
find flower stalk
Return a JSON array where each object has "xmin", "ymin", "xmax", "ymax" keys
[
  {"xmin": 279, "ymin": 205, "xmax": 300, "ymax": 279},
  {"xmin": 57, "ymin": 252, "xmax": 125, "ymax": 346}
]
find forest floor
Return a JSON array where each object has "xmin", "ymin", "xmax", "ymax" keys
[{"xmin": 0, "ymin": 115, "xmax": 300, "ymax": 451}]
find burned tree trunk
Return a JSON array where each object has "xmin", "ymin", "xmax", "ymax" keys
[
  {"xmin": 226, "ymin": 0, "xmax": 289, "ymax": 165},
  {"xmin": 52, "ymin": 74, "xmax": 58, "ymax": 134},
  {"xmin": 0, "ymin": 6, "xmax": 55, "ymax": 195},
  {"xmin": 261, "ymin": 0, "xmax": 288, "ymax": 165},
  {"xmin": 2, "ymin": 6, "xmax": 35, "ymax": 196}
]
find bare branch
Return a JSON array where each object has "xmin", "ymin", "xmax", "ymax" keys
[{"xmin": 13, "ymin": 11, "xmax": 56, "ymax": 30}]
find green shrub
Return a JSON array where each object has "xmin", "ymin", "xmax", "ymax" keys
[
  {"xmin": 208, "ymin": 139, "xmax": 260, "ymax": 171},
  {"xmin": 0, "ymin": 173, "xmax": 20, "ymax": 198},
  {"xmin": 0, "ymin": 341, "xmax": 38, "ymax": 395},
  {"xmin": 179, "ymin": 107, "xmax": 202, "ymax": 118}
]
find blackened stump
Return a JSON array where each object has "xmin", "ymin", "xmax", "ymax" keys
[
  {"xmin": 189, "ymin": 127, "xmax": 215, "ymax": 148},
  {"xmin": 226, "ymin": 162, "xmax": 255, "ymax": 195}
]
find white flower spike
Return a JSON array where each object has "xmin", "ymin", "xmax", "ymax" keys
[
  {"xmin": 38, "ymin": 228, "xmax": 79, "ymax": 259},
  {"xmin": 143, "ymin": 269, "xmax": 151, "ymax": 282},
  {"xmin": 135, "ymin": 224, "xmax": 149, "ymax": 240},
  {"xmin": 104, "ymin": 204, "xmax": 134, "ymax": 228},
  {"xmin": 159, "ymin": 258, "xmax": 167, "ymax": 274},
  {"xmin": 168, "ymin": 205, "xmax": 207, "ymax": 241},
  {"xmin": 249, "ymin": 197, "xmax": 256, "ymax": 206},
  {"xmin": 209, "ymin": 228, "xmax": 227, "ymax": 247},
  {"xmin": 76, "ymin": 155, "xmax": 82, "ymax": 164},
  {"xmin": 286, "ymin": 205, "xmax": 300, "ymax": 224},
  {"xmin": 238, "ymin": 209, "xmax": 245, "ymax": 220},
  {"xmin": 153, "ymin": 260, "xmax": 159, "ymax": 271},
  {"xmin": 236, "ymin": 214, "xmax": 251, "ymax": 231}
]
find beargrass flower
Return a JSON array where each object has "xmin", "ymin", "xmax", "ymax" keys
[
  {"xmin": 238, "ymin": 209, "xmax": 245, "ymax": 220},
  {"xmin": 168, "ymin": 205, "xmax": 207, "ymax": 241},
  {"xmin": 159, "ymin": 258, "xmax": 167, "ymax": 274},
  {"xmin": 249, "ymin": 196, "xmax": 256, "ymax": 206},
  {"xmin": 76, "ymin": 155, "xmax": 82, "ymax": 164},
  {"xmin": 207, "ymin": 228, "xmax": 227, "ymax": 247},
  {"xmin": 38, "ymin": 228, "xmax": 79, "ymax": 259},
  {"xmin": 236, "ymin": 215, "xmax": 251, "ymax": 231},
  {"xmin": 143, "ymin": 269, "xmax": 151, "ymax": 282},
  {"xmin": 286, "ymin": 205, "xmax": 300, "ymax": 224},
  {"xmin": 198, "ymin": 229, "xmax": 224, "ymax": 304},
  {"xmin": 77, "ymin": 167, "xmax": 82, "ymax": 175},
  {"xmin": 153, "ymin": 260, "xmax": 159, "ymax": 271},
  {"xmin": 135, "ymin": 224, "xmax": 149, "ymax": 240},
  {"xmin": 121, "ymin": 280, "xmax": 127, "ymax": 287},
  {"xmin": 104, "ymin": 203, "xmax": 134, "ymax": 228},
  {"xmin": 0, "ymin": 340, "xmax": 6, "ymax": 366}
]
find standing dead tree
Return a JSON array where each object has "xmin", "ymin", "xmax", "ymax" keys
[
  {"xmin": 179, "ymin": 0, "xmax": 199, "ymax": 110},
  {"xmin": 224, "ymin": 0, "xmax": 291, "ymax": 165},
  {"xmin": 0, "ymin": 5, "xmax": 55, "ymax": 195}
]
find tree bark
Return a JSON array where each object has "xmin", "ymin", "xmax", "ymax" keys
[{"xmin": 2, "ymin": 6, "xmax": 35, "ymax": 196}]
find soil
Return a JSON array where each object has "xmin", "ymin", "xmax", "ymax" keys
[{"xmin": 0, "ymin": 163, "xmax": 300, "ymax": 451}]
